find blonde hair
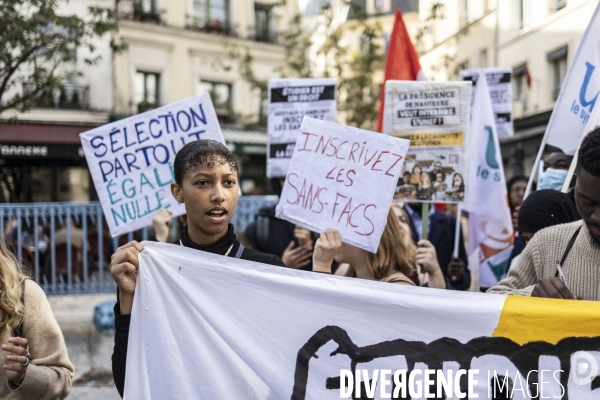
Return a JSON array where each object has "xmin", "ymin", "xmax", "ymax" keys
[
  {"xmin": 366, "ymin": 209, "xmax": 415, "ymax": 280},
  {"xmin": 0, "ymin": 236, "xmax": 28, "ymax": 336}
]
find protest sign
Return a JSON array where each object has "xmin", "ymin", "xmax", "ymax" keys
[
  {"xmin": 80, "ymin": 94, "xmax": 225, "ymax": 237},
  {"xmin": 275, "ymin": 117, "xmax": 409, "ymax": 253},
  {"xmin": 267, "ymin": 78, "xmax": 337, "ymax": 178},
  {"xmin": 124, "ymin": 241, "xmax": 600, "ymax": 399},
  {"xmin": 382, "ymin": 81, "xmax": 472, "ymax": 203},
  {"xmin": 461, "ymin": 67, "xmax": 513, "ymax": 138}
]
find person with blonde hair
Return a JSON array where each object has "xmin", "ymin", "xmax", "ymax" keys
[
  {"xmin": 390, "ymin": 203, "xmax": 446, "ymax": 289},
  {"xmin": 0, "ymin": 238, "xmax": 74, "ymax": 399},
  {"xmin": 312, "ymin": 210, "xmax": 416, "ymax": 285}
]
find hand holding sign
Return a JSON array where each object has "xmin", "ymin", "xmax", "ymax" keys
[{"xmin": 276, "ymin": 117, "xmax": 409, "ymax": 253}]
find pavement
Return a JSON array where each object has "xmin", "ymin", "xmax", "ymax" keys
[{"xmin": 68, "ymin": 385, "xmax": 121, "ymax": 399}]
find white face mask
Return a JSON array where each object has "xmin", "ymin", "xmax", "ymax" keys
[{"xmin": 538, "ymin": 168, "xmax": 568, "ymax": 191}]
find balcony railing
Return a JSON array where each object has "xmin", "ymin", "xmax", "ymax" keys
[
  {"xmin": 0, "ymin": 196, "xmax": 277, "ymax": 295},
  {"xmin": 248, "ymin": 26, "xmax": 278, "ymax": 44},
  {"xmin": 23, "ymin": 84, "xmax": 90, "ymax": 110},
  {"xmin": 186, "ymin": 17, "xmax": 237, "ymax": 37},
  {"xmin": 116, "ymin": 0, "xmax": 164, "ymax": 24}
]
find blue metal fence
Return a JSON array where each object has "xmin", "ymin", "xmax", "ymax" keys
[{"xmin": 0, "ymin": 196, "xmax": 277, "ymax": 295}]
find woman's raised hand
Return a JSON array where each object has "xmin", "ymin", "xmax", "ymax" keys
[
  {"xmin": 110, "ymin": 241, "xmax": 143, "ymax": 315},
  {"xmin": 312, "ymin": 229, "xmax": 342, "ymax": 274}
]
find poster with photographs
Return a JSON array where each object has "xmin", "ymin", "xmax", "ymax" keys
[
  {"xmin": 267, "ymin": 78, "xmax": 337, "ymax": 178},
  {"xmin": 461, "ymin": 67, "xmax": 513, "ymax": 138},
  {"xmin": 382, "ymin": 81, "xmax": 472, "ymax": 204}
]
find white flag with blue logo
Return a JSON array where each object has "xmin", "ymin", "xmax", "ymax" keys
[
  {"xmin": 545, "ymin": 2, "xmax": 600, "ymax": 155},
  {"xmin": 464, "ymin": 71, "xmax": 514, "ymax": 288}
]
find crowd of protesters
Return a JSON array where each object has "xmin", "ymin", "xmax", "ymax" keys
[
  {"xmin": 103, "ymin": 126, "xmax": 600, "ymax": 396},
  {"xmin": 0, "ymin": 124, "xmax": 598, "ymax": 398}
]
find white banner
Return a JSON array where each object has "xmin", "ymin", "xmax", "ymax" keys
[
  {"xmin": 275, "ymin": 117, "xmax": 409, "ymax": 253},
  {"xmin": 124, "ymin": 242, "xmax": 600, "ymax": 399},
  {"xmin": 267, "ymin": 78, "xmax": 337, "ymax": 178},
  {"xmin": 463, "ymin": 71, "xmax": 514, "ymax": 288},
  {"xmin": 382, "ymin": 81, "xmax": 472, "ymax": 203},
  {"xmin": 80, "ymin": 94, "xmax": 225, "ymax": 237},
  {"xmin": 544, "ymin": 2, "xmax": 600, "ymax": 155},
  {"xmin": 461, "ymin": 67, "xmax": 513, "ymax": 138}
]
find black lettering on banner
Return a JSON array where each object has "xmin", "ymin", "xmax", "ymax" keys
[
  {"xmin": 271, "ymin": 85, "xmax": 336, "ymax": 103},
  {"xmin": 290, "ymin": 325, "xmax": 600, "ymax": 400},
  {"xmin": 411, "ymin": 117, "xmax": 444, "ymax": 126},
  {"xmin": 495, "ymin": 112, "xmax": 512, "ymax": 123},
  {"xmin": 270, "ymin": 142, "xmax": 296, "ymax": 159},
  {"xmin": 397, "ymin": 108, "xmax": 456, "ymax": 118}
]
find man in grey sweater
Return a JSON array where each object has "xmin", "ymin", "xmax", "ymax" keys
[{"xmin": 488, "ymin": 126, "xmax": 600, "ymax": 301}]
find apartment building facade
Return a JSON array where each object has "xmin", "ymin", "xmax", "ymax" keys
[
  {"xmin": 417, "ymin": 0, "xmax": 597, "ymax": 178},
  {"xmin": 0, "ymin": 0, "xmax": 299, "ymax": 202}
]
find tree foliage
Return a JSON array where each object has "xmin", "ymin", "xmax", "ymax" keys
[
  {"xmin": 232, "ymin": 1, "xmax": 385, "ymax": 130},
  {"xmin": 0, "ymin": 0, "xmax": 125, "ymax": 118}
]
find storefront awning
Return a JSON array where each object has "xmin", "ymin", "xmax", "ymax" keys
[{"xmin": 222, "ymin": 127, "xmax": 267, "ymax": 155}]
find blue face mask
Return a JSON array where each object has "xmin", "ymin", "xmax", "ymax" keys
[{"xmin": 538, "ymin": 168, "xmax": 568, "ymax": 191}]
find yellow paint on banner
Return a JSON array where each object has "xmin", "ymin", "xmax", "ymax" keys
[
  {"xmin": 392, "ymin": 132, "xmax": 463, "ymax": 147},
  {"xmin": 493, "ymin": 296, "xmax": 600, "ymax": 345}
]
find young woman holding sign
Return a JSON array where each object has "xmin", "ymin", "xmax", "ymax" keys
[
  {"xmin": 110, "ymin": 140, "xmax": 285, "ymax": 397},
  {"xmin": 312, "ymin": 210, "xmax": 416, "ymax": 285}
]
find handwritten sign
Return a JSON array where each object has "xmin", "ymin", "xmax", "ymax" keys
[
  {"xmin": 267, "ymin": 78, "xmax": 337, "ymax": 178},
  {"xmin": 461, "ymin": 67, "xmax": 513, "ymax": 138},
  {"xmin": 276, "ymin": 117, "xmax": 409, "ymax": 253},
  {"xmin": 383, "ymin": 81, "xmax": 472, "ymax": 204},
  {"xmin": 80, "ymin": 94, "xmax": 225, "ymax": 237}
]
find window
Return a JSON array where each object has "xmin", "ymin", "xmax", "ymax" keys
[
  {"xmin": 516, "ymin": 0, "xmax": 527, "ymax": 30},
  {"xmin": 135, "ymin": 71, "xmax": 160, "ymax": 113},
  {"xmin": 138, "ymin": 0, "xmax": 157, "ymax": 12},
  {"xmin": 513, "ymin": 63, "xmax": 528, "ymax": 111},
  {"xmin": 480, "ymin": 49, "xmax": 488, "ymax": 68},
  {"xmin": 456, "ymin": 60, "xmax": 469, "ymax": 79},
  {"xmin": 254, "ymin": 4, "xmax": 272, "ymax": 42},
  {"xmin": 193, "ymin": 0, "xmax": 229, "ymax": 23},
  {"xmin": 198, "ymin": 81, "xmax": 232, "ymax": 122},
  {"xmin": 550, "ymin": 0, "xmax": 566, "ymax": 13},
  {"xmin": 460, "ymin": 0, "xmax": 469, "ymax": 26},
  {"xmin": 548, "ymin": 45, "xmax": 568, "ymax": 101}
]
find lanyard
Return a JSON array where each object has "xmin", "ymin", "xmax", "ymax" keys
[{"xmin": 555, "ymin": 226, "xmax": 581, "ymax": 278}]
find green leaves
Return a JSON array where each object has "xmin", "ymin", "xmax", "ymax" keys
[{"xmin": 0, "ymin": 0, "xmax": 126, "ymax": 116}]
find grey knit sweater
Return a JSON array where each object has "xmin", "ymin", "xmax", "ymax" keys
[{"xmin": 487, "ymin": 220, "xmax": 600, "ymax": 301}]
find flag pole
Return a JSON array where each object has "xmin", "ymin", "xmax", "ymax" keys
[
  {"xmin": 421, "ymin": 203, "xmax": 430, "ymax": 274},
  {"xmin": 453, "ymin": 204, "xmax": 461, "ymax": 258},
  {"xmin": 524, "ymin": 134, "xmax": 549, "ymax": 198},
  {"xmin": 561, "ymin": 149, "xmax": 579, "ymax": 193}
]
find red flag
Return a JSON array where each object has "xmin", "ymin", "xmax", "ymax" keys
[{"xmin": 376, "ymin": 8, "xmax": 425, "ymax": 133}]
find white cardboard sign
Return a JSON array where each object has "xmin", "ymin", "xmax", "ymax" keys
[
  {"xmin": 461, "ymin": 67, "xmax": 514, "ymax": 138},
  {"xmin": 80, "ymin": 94, "xmax": 225, "ymax": 237},
  {"xmin": 275, "ymin": 117, "xmax": 409, "ymax": 253},
  {"xmin": 383, "ymin": 81, "xmax": 472, "ymax": 204},
  {"xmin": 267, "ymin": 78, "xmax": 337, "ymax": 178}
]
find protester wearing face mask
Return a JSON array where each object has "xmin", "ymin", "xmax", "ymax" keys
[
  {"xmin": 538, "ymin": 150, "xmax": 574, "ymax": 191},
  {"xmin": 487, "ymin": 127, "xmax": 600, "ymax": 300}
]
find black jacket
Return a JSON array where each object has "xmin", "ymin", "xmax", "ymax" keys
[
  {"xmin": 111, "ymin": 227, "xmax": 284, "ymax": 398},
  {"xmin": 404, "ymin": 206, "xmax": 471, "ymax": 290},
  {"xmin": 244, "ymin": 205, "xmax": 319, "ymax": 271}
]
